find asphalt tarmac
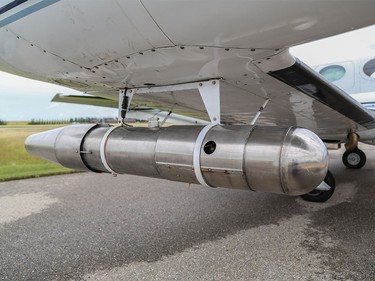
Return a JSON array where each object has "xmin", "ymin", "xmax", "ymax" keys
[{"xmin": 0, "ymin": 146, "xmax": 374, "ymax": 281}]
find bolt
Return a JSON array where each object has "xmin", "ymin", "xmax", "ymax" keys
[
  {"xmin": 212, "ymin": 81, "xmax": 216, "ymax": 85},
  {"xmin": 199, "ymin": 83, "xmax": 203, "ymax": 87}
]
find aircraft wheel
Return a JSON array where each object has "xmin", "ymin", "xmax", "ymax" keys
[
  {"xmin": 342, "ymin": 148, "xmax": 366, "ymax": 169},
  {"xmin": 300, "ymin": 170, "xmax": 335, "ymax": 203}
]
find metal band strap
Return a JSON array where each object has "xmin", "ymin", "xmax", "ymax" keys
[
  {"xmin": 99, "ymin": 126, "xmax": 118, "ymax": 175},
  {"xmin": 193, "ymin": 124, "xmax": 218, "ymax": 187}
]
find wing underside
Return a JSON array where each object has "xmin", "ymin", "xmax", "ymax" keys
[
  {"xmin": 48, "ymin": 47, "xmax": 375, "ymax": 142},
  {"xmin": 1, "ymin": 0, "xmax": 375, "ymax": 141}
]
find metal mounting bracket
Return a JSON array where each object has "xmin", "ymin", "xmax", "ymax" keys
[
  {"xmin": 250, "ymin": 98, "xmax": 270, "ymax": 125},
  {"xmin": 160, "ymin": 103, "xmax": 177, "ymax": 127},
  {"xmin": 197, "ymin": 80, "xmax": 221, "ymax": 124},
  {"xmin": 118, "ymin": 89, "xmax": 134, "ymax": 124},
  {"xmin": 122, "ymin": 79, "xmax": 222, "ymax": 186},
  {"xmin": 124, "ymin": 79, "xmax": 221, "ymax": 125}
]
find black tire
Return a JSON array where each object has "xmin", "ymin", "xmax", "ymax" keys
[
  {"xmin": 342, "ymin": 148, "xmax": 366, "ymax": 169},
  {"xmin": 300, "ymin": 170, "xmax": 335, "ymax": 203}
]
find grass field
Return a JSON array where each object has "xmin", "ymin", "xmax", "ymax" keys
[{"xmin": 0, "ymin": 122, "xmax": 75, "ymax": 182}]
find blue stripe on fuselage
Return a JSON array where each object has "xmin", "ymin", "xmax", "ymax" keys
[
  {"xmin": 0, "ymin": 0, "xmax": 61, "ymax": 28},
  {"xmin": 0, "ymin": 0, "xmax": 29, "ymax": 15}
]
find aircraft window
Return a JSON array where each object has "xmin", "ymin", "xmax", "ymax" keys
[
  {"xmin": 319, "ymin": 65, "xmax": 346, "ymax": 82},
  {"xmin": 363, "ymin": 58, "xmax": 375, "ymax": 78}
]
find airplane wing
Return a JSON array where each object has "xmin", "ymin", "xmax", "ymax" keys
[
  {"xmin": 2, "ymin": 0, "xmax": 375, "ymax": 201},
  {"xmin": 52, "ymin": 93, "xmax": 119, "ymax": 108},
  {"xmin": 1, "ymin": 1, "xmax": 375, "ymax": 139},
  {"xmin": 52, "ymin": 49, "xmax": 375, "ymax": 143},
  {"xmin": 122, "ymin": 50, "xmax": 375, "ymax": 143}
]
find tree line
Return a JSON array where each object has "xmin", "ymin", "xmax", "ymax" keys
[{"xmin": 27, "ymin": 117, "xmax": 118, "ymax": 125}]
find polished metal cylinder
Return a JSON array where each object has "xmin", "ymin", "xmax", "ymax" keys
[
  {"xmin": 200, "ymin": 125, "xmax": 253, "ymax": 189},
  {"xmin": 155, "ymin": 125, "xmax": 203, "ymax": 184},
  {"xmin": 25, "ymin": 124, "xmax": 328, "ymax": 195},
  {"xmin": 244, "ymin": 127, "xmax": 329, "ymax": 195}
]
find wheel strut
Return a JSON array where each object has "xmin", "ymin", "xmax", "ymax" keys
[
  {"xmin": 345, "ymin": 132, "xmax": 358, "ymax": 152},
  {"xmin": 343, "ymin": 132, "xmax": 366, "ymax": 169}
]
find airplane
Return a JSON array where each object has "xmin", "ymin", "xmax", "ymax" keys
[
  {"xmin": 38, "ymin": 55, "xmax": 375, "ymax": 128},
  {"xmin": 1, "ymin": 0, "xmax": 375, "ymax": 203},
  {"xmin": 312, "ymin": 58, "xmax": 375, "ymax": 113},
  {"xmin": 313, "ymin": 58, "xmax": 375, "ymax": 95},
  {"xmin": 310, "ymin": 58, "xmax": 375, "ymax": 174},
  {"xmin": 52, "ymin": 56, "xmax": 375, "ymax": 144}
]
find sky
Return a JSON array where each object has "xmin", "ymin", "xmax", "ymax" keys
[
  {"xmin": 0, "ymin": 25, "xmax": 375, "ymax": 121},
  {"xmin": 291, "ymin": 25, "xmax": 375, "ymax": 64},
  {"xmin": 0, "ymin": 73, "xmax": 118, "ymax": 121}
]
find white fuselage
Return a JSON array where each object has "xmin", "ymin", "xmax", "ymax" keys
[{"xmin": 312, "ymin": 58, "xmax": 375, "ymax": 111}]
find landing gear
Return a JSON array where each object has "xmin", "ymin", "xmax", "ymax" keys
[
  {"xmin": 342, "ymin": 132, "xmax": 366, "ymax": 169},
  {"xmin": 300, "ymin": 170, "xmax": 335, "ymax": 202},
  {"xmin": 342, "ymin": 147, "xmax": 366, "ymax": 169}
]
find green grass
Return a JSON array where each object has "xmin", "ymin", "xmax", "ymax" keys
[
  {"xmin": 0, "ymin": 121, "xmax": 174, "ymax": 182},
  {"xmin": 0, "ymin": 123, "xmax": 76, "ymax": 182}
]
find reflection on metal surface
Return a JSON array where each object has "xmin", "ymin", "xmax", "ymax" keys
[
  {"xmin": 289, "ymin": 92, "xmax": 317, "ymax": 131},
  {"xmin": 25, "ymin": 124, "xmax": 328, "ymax": 196}
]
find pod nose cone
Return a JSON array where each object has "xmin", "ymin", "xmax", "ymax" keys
[
  {"xmin": 281, "ymin": 128, "xmax": 329, "ymax": 195},
  {"xmin": 25, "ymin": 127, "xmax": 64, "ymax": 164}
]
